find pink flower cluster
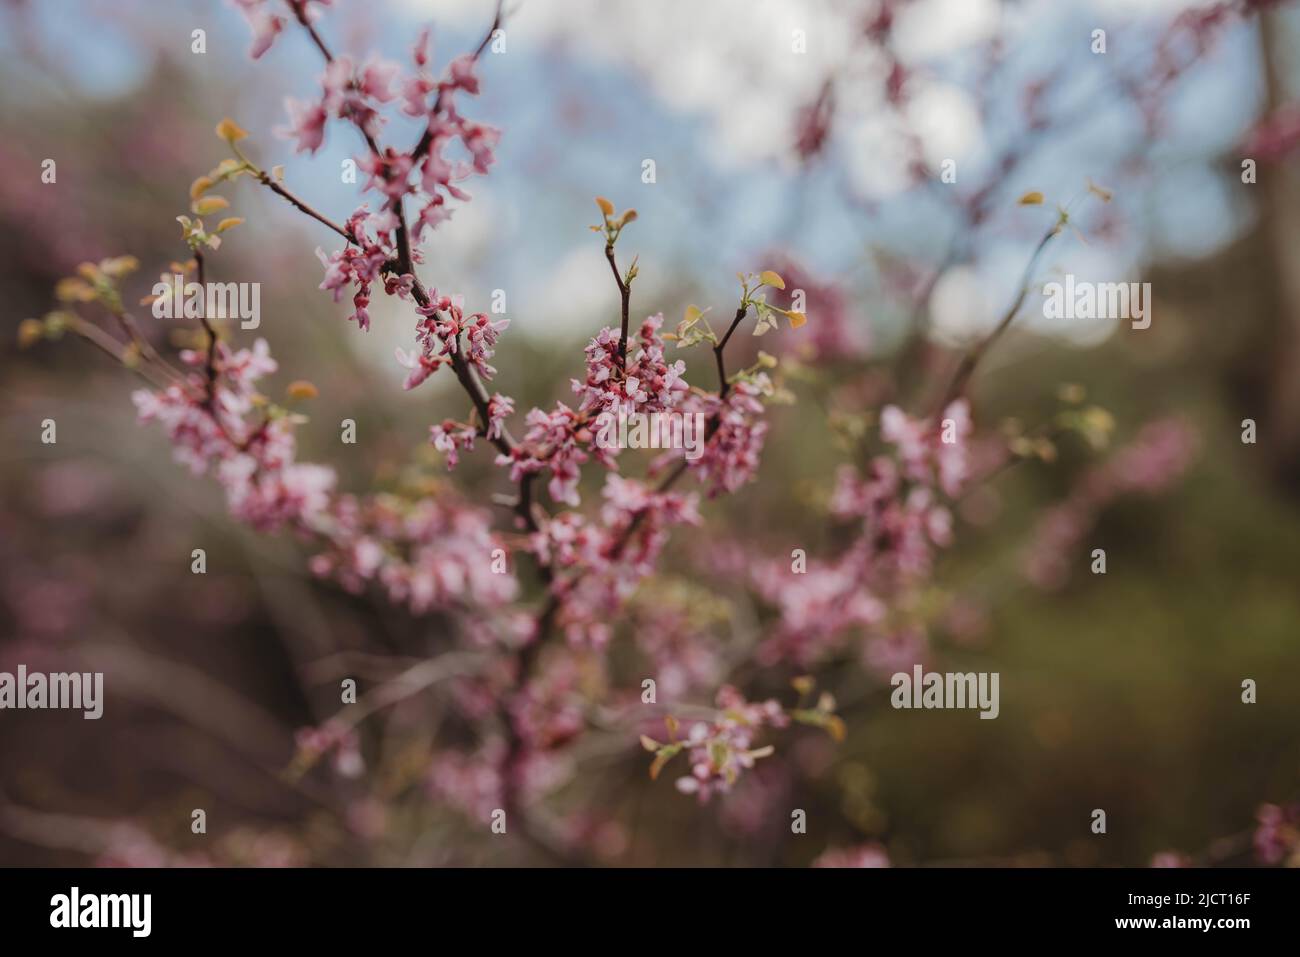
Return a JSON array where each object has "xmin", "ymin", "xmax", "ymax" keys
[
  {"xmin": 812, "ymin": 843, "xmax": 891, "ymax": 868},
  {"xmin": 308, "ymin": 491, "xmax": 517, "ymax": 615},
  {"xmin": 830, "ymin": 400, "xmax": 971, "ymax": 583},
  {"xmin": 674, "ymin": 686, "xmax": 787, "ymax": 803},
  {"xmin": 629, "ymin": 598, "xmax": 724, "ymax": 699},
  {"xmin": 498, "ymin": 404, "xmax": 593, "ymax": 507},
  {"xmin": 505, "ymin": 653, "xmax": 587, "ymax": 751},
  {"xmin": 132, "ymin": 339, "xmax": 336, "ymax": 532},
  {"xmin": 747, "ymin": 401, "xmax": 971, "ymax": 668},
  {"xmin": 231, "ymin": 0, "xmax": 307, "ymax": 61},
  {"xmin": 316, "ymin": 206, "xmax": 403, "ymax": 331},
  {"xmin": 753, "ymin": 556, "xmax": 886, "ymax": 667},
  {"xmin": 1252, "ymin": 802, "xmax": 1299, "ymax": 865},
  {"xmin": 1024, "ymin": 417, "xmax": 1198, "ymax": 590},
  {"xmin": 275, "ymin": 22, "xmax": 499, "ymax": 235},
  {"xmin": 572, "ymin": 315, "xmax": 688, "ymax": 418},
  {"xmin": 532, "ymin": 475, "xmax": 700, "ymax": 647},
  {"xmin": 131, "ymin": 337, "xmax": 515, "ymax": 617},
  {"xmin": 426, "ymin": 742, "xmax": 505, "ymax": 822},
  {"xmin": 683, "ymin": 376, "xmax": 771, "ymax": 497},
  {"xmin": 400, "ymin": 30, "xmax": 501, "ymax": 237},
  {"xmin": 398, "ymin": 293, "xmax": 510, "ymax": 395},
  {"xmin": 429, "ymin": 419, "xmax": 478, "ymax": 469},
  {"xmin": 294, "ymin": 720, "xmax": 364, "ymax": 778}
]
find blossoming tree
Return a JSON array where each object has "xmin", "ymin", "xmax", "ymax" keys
[{"xmin": 15, "ymin": 0, "xmax": 1296, "ymax": 867}]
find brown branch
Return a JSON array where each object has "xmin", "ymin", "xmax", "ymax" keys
[
  {"xmin": 192, "ymin": 250, "xmax": 222, "ymax": 395},
  {"xmin": 287, "ymin": 0, "xmax": 333, "ymax": 63},
  {"xmin": 257, "ymin": 170, "xmax": 356, "ymax": 243},
  {"xmin": 66, "ymin": 316, "xmax": 174, "ymax": 391},
  {"xmin": 406, "ymin": 0, "xmax": 506, "ymax": 167},
  {"xmin": 606, "ymin": 243, "xmax": 632, "ymax": 369},
  {"xmin": 932, "ymin": 223, "xmax": 1059, "ymax": 416},
  {"xmin": 713, "ymin": 305, "xmax": 749, "ymax": 398}
]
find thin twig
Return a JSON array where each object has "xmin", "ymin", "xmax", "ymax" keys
[{"xmin": 932, "ymin": 224, "xmax": 1059, "ymax": 416}]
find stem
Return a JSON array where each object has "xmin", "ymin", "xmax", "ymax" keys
[
  {"xmin": 933, "ymin": 224, "xmax": 1059, "ymax": 416},
  {"xmin": 68, "ymin": 317, "xmax": 174, "ymax": 391},
  {"xmin": 406, "ymin": 0, "xmax": 506, "ymax": 166},
  {"xmin": 606, "ymin": 243, "xmax": 631, "ymax": 370},
  {"xmin": 713, "ymin": 305, "xmax": 749, "ymax": 398},
  {"xmin": 287, "ymin": 0, "xmax": 333, "ymax": 63},
  {"xmin": 193, "ymin": 250, "xmax": 221, "ymax": 392},
  {"xmin": 257, "ymin": 170, "xmax": 356, "ymax": 243}
]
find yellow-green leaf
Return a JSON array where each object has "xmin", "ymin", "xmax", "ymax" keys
[
  {"xmin": 286, "ymin": 380, "xmax": 319, "ymax": 400},
  {"xmin": 826, "ymin": 715, "xmax": 846, "ymax": 743},
  {"xmin": 101, "ymin": 256, "xmax": 139, "ymax": 278},
  {"xmin": 17, "ymin": 318, "xmax": 44, "ymax": 348},
  {"xmin": 1018, "ymin": 190, "xmax": 1044, "ymax": 206},
  {"xmin": 55, "ymin": 277, "xmax": 96, "ymax": 303},
  {"xmin": 760, "ymin": 270, "xmax": 786, "ymax": 290},
  {"xmin": 215, "ymin": 216, "xmax": 245, "ymax": 234},
  {"xmin": 215, "ymin": 117, "xmax": 249, "ymax": 143},
  {"xmin": 192, "ymin": 196, "xmax": 231, "ymax": 216},
  {"xmin": 1086, "ymin": 178, "xmax": 1113, "ymax": 203}
]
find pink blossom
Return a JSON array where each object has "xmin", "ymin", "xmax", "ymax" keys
[
  {"xmin": 531, "ymin": 475, "xmax": 700, "ymax": 646},
  {"xmin": 486, "ymin": 393, "xmax": 514, "ymax": 441},
  {"xmin": 427, "ymin": 743, "xmax": 505, "ymax": 821},
  {"xmin": 309, "ymin": 491, "xmax": 517, "ymax": 614},
  {"xmin": 280, "ymin": 97, "xmax": 329, "ymax": 154},
  {"xmin": 813, "ymin": 843, "xmax": 891, "ymax": 868},
  {"xmin": 233, "ymin": 0, "xmax": 285, "ymax": 60},
  {"xmin": 294, "ymin": 721, "xmax": 364, "ymax": 778},
  {"xmin": 684, "ymin": 376, "xmax": 770, "ymax": 497},
  {"xmin": 429, "ymin": 419, "xmax": 477, "ymax": 470},
  {"xmin": 673, "ymin": 686, "xmax": 787, "ymax": 803},
  {"xmin": 499, "ymin": 403, "xmax": 591, "ymax": 507},
  {"xmin": 359, "ymin": 57, "xmax": 400, "ymax": 103},
  {"xmin": 132, "ymin": 339, "xmax": 339, "ymax": 534},
  {"xmin": 1253, "ymin": 802, "xmax": 1299, "ymax": 865},
  {"xmin": 573, "ymin": 316, "xmax": 688, "ymax": 419}
]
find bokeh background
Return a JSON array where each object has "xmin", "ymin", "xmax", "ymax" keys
[{"xmin": 1, "ymin": 0, "xmax": 1298, "ymax": 866}]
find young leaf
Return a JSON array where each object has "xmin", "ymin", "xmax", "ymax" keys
[
  {"xmin": 215, "ymin": 117, "xmax": 249, "ymax": 143},
  {"xmin": 1086, "ymin": 178, "xmax": 1113, "ymax": 203},
  {"xmin": 193, "ymin": 195, "xmax": 231, "ymax": 216},
  {"xmin": 17, "ymin": 318, "xmax": 44, "ymax": 348}
]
